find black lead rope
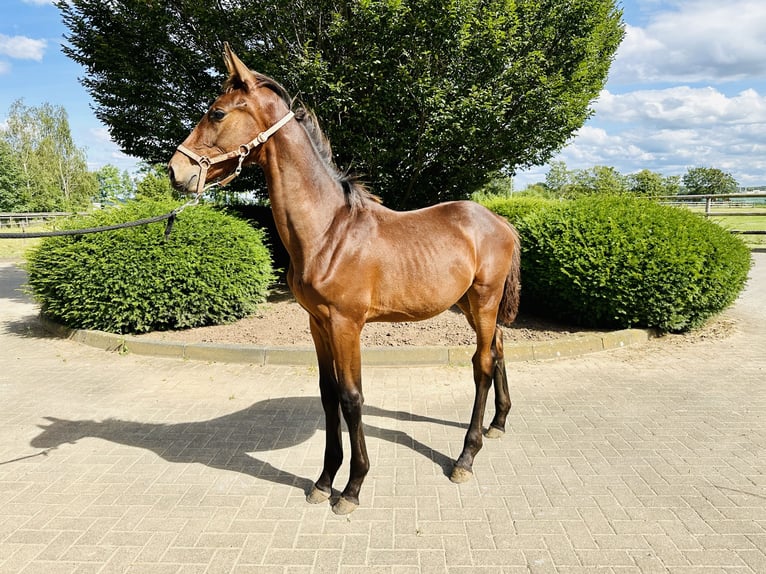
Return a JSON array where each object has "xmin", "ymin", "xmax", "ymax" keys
[
  {"xmin": 0, "ymin": 199, "xmax": 198, "ymax": 241},
  {"xmin": 0, "ymin": 212, "xmax": 175, "ymax": 239},
  {"xmin": 163, "ymin": 212, "xmax": 176, "ymax": 241}
]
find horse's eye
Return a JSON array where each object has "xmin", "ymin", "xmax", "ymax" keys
[{"xmin": 209, "ymin": 109, "xmax": 226, "ymax": 121}]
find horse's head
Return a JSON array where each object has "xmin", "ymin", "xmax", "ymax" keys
[
  {"xmin": 168, "ymin": 43, "xmax": 295, "ymax": 195},
  {"xmin": 30, "ymin": 416, "xmax": 92, "ymax": 450}
]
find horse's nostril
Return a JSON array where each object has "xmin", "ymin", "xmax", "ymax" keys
[{"xmin": 168, "ymin": 165, "xmax": 176, "ymax": 185}]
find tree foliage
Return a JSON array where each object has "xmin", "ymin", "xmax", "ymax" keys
[
  {"xmin": 95, "ymin": 164, "xmax": 134, "ymax": 204},
  {"xmin": 628, "ymin": 169, "xmax": 680, "ymax": 198},
  {"xmin": 1, "ymin": 100, "xmax": 95, "ymax": 212},
  {"xmin": 542, "ymin": 162, "xmax": 683, "ymax": 198},
  {"xmin": 682, "ymin": 167, "xmax": 739, "ymax": 196},
  {"xmin": 57, "ymin": 0, "xmax": 624, "ymax": 208},
  {"xmin": 0, "ymin": 139, "xmax": 24, "ymax": 211},
  {"xmin": 134, "ymin": 164, "xmax": 175, "ymax": 201}
]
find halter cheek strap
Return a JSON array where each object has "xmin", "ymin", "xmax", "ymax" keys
[{"xmin": 175, "ymin": 110, "xmax": 295, "ymax": 196}]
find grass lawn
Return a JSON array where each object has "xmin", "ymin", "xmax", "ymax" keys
[
  {"xmin": 668, "ymin": 202, "xmax": 766, "ymax": 249},
  {"xmin": 709, "ymin": 212, "xmax": 766, "ymax": 249},
  {"xmin": 0, "ymin": 226, "xmax": 44, "ymax": 260}
]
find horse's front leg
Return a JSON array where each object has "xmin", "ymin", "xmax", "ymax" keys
[
  {"xmin": 327, "ymin": 316, "xmax": 369, "ymax": 515},
  {"xmin": 306, "ymin": 316, "xmax": 343, "ymax": 505}
]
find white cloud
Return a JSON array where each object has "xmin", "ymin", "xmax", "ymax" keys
[
  {"xmin": 513, "ymin": 85, "xmax": 766, "ymax": 187},
  {"xmin": 85, "ymin": 126, "xmax": 138, "ymax": 172},
  {"xmin": 595, "ymin": 87, "xmax": 766, "ymax": 127},
  {"xmin": 90, "ymin": 126, "xmax": 113, "ymax": 143},
  {"xmin": 0, "ymin": 34, "xmax": 46, "ymax": 61},
  {"xmin": 0, "ymin": 61, "xmax": 10, "ymax": 75},
  {"xmin": 611, "ymin": 0, "xmax": 766, "ymax": 83},
  {"xmin": 515, "ymin": 1, "xmax": 766, "ymax": 188}
]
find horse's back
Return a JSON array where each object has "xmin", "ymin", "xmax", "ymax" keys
[{"xmin": 383, "ymin": 200, "xmax": 517, "ymax": 255}]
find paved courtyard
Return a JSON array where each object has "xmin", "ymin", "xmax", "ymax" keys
[{"xmin": 0, "ymin": 255, "xmax": 764, "ymax": 573}]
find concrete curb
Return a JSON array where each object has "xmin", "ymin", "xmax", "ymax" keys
[{"xmin": 40, "ymin": 316, "xmax": 657, "ymax": 366}]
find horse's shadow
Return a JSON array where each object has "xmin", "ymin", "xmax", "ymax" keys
[{"xmin": 30, "ymin": 397, "xmax": 463, "ymax": 496}]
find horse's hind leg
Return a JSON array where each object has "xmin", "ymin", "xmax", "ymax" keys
[
  {"xmin": 456, "ymin": 301, "xmax": 511, "ymax": 439},
  {"xmin": 451, "ymin": 297, "xmax": 498, "ymax": 484},
  {"xmin": 486, "ymin": 326, "xmax": 511, "ymax": 439}
]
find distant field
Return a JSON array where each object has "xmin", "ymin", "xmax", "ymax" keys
[
  {"xmin": 666, "ymin": 202, "xmax": 766, "ymax": 249},
  {"xmin": 710, "ymin": 214, "xmax": 766, "ymax": 248}
]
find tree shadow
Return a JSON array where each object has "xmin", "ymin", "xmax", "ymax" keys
[
  {"xmin": 28, "ymin": 397, "xmax": 463, "ymax": 496},
  {"xmin": 3, "ymin": 316, "xmax": 51, "ymax": 339},
  {"xmin": 0, "ymin": 261, "xmax": 32, "ymax": 306}
]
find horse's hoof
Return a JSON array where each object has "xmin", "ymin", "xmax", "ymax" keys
[
  {"xmin": 306, "ymin": 486, "xmax": 331, "ymax": 504},
  {"xmin": 331, "ymin": 496, "xmax": 358, "ymax": 515},
  {"xmin": 450, "ymin": 466, "xmax": 473, "ymax": 484},
  {"xmin": 485, "ymin": 426, "xmax": 505, "ymax": 439}
]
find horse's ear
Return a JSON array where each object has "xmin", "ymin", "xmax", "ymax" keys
[{"xmin": 223, "ymin": 42, "xmax": 255, "ymax": 91}]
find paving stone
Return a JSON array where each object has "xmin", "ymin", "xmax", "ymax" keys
[{"xmin": 1, "ymin": 255, "xmax": 765, "ymax": 572}]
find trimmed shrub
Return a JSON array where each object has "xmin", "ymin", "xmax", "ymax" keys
[
  {"xmin": 25, "ymin": 199, "xmax": 276, "ymax": 334},
  {"xmin": 477, "ymin": 195, "xmax": 558, "ymax": 226},
  {"xmin": 516, "ymin": 196, "xmax": 752, "ymax": 332}
]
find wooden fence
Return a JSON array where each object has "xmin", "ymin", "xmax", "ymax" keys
[
  {"xmin": 657, "ymin": 193, "xmax": 766, "ymax": 236},
  {"xmin": 0, "ymin": 212, "xmax": 73, "ymax": 229}
]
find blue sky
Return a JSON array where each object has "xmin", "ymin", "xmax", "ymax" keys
[{"xmin": 2, "ymin": 0, "xmax": 766, "ymax": 187}]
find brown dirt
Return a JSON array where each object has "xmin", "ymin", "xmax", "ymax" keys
[{"xmin": 135, "ymin": 282, "xmax": 737, "ymax": 348}]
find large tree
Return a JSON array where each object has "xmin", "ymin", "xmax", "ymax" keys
[
  {"xmin": 682, "ymin": 167, "xmax": 739, "ymax": 196},
  {"xmin": 58, "ymin": 0, "xmax": 624, "ymax": 208},
  {"xmin": 1, "ymin": 100, "xmax": 96, "ymax": 212},
  {"xmin": 0, "ymin": 139, "xmax": 24, "ymax": 212},
  {"xmin": 95, "ymin": 164, "xmax": 134, "ymax": 204}
]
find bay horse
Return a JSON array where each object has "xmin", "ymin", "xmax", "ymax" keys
[{"xmin": 168, "ymin": 44, "xmax": 521, "ymax": 515}]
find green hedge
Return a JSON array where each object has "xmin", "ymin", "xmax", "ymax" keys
[
  {"xmin": 477, "ymin": 195, "xmax": 557, "ymax": 226},
  {"xmin": 482, "ymin": 195, "xmax": 751, "ymax": 332},
  {"xmin": 25, "ymin": 199, "xmax": 276, "ymax": 334}
]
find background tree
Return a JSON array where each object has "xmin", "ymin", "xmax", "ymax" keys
[
  {"xmin": 95, "ymin": 164, "xmax": 134, "ymax": 204},
  {"xmin": 545, "ymin": 161, "xmax": 571, "ymax": 196},
  {"xmin": 571, "ymin": 165, "xmax": 627, "ymax": 196},
  {"xmin": 135, "ymin": 164, "xmax": 175, "ymax": 201},
  {"xmin": 57, "ymin": 0, "xmax": 624, "ymax": 208},
  {"xmin": 682, "ymin": 167, "xmax": 739, "ymax": 196},
  {"xmin": 626, "ymin": 169, "xmax": 681, "ymax": 198},
  {"xmin": 542, "ymin": 162, "xmax": 627, "ymax": 198},
  {"xmin": 1, "ymin": 100, "xmax": 95, "ymax": 212},
  {"xmin": 627, "ymin": 169, "xmax": 665, "ymax": 198},
  {"xmin": 0, "ymin": 139, "xmax": 25, "ymax": 211}
]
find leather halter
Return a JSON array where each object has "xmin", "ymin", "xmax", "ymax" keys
[{"xmin": 175, "ymin": 110, "xmax": 295, "ymax": 196}]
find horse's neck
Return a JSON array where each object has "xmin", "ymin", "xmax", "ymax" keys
[{"xmin": 262, "ymin": 124, "xmax": 345, "ymax": 269}]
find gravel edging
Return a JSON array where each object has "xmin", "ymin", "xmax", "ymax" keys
[{"xmin": 40, "ymin": 316, "xmax": 657, "ymax": 366}]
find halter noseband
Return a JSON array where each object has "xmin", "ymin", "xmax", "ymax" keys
[{"xmin": 175, "ymin": 110, "xmax": 295, "ymax": 196}]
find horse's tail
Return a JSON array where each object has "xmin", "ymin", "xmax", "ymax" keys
[{"xmin": 497, "ymin": 223, "xmax": 521, "ymax": 327}]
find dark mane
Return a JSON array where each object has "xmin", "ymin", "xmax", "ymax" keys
[
  {"xmin": 225, "ymin": 70, "xmax": 380, "ymax": 211},
  {"xmin": 293, "ymin": 108, "xmax": 381, "ymax": 211}
]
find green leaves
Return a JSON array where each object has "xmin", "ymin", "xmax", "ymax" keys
[
  {"xmin": 682, "ymin": 167, "xmax": 739, "ymax": 196},
  {"xmin": 0, "ymin": 100, "xmax": 96, "ymax": 212},
  {"xmin": 57, "ymin": 0, "xmax": 624, "ymax": 208},
  {"xmin": 482, "ymin": 195, "xmax": 752, "ymax": 332},
  {"xmin": 25, "ymin": 199, "xmax": 276, "ymax": 334},
  {"xmin": 0, "ymin": 139, "xmax": 24, "ymax": 211}
]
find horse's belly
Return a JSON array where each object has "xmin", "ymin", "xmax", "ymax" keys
[{"xmin": 367, "ymin": 279, "xmax": 470, "ymax": 323}]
